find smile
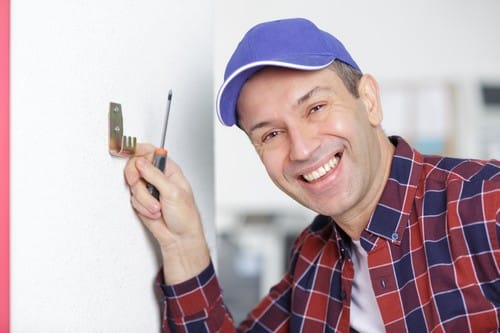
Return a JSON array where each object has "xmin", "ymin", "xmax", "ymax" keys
[{"xmin": 302, "ymin": 153, "xmax": 341, "ymax": 182}]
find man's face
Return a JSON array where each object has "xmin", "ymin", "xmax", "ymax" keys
[{"xmin": 237, "ymin": 66, "xmax": 386, "ymax": 222}]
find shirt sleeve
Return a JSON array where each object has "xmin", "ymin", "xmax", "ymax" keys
[
  {"xmin": 157, "ymin": 262, "xmax": 234, "ymax": 332},
  {"xmin": 156, "ymin": 261, "xmax": 293, "ymax": 333}
]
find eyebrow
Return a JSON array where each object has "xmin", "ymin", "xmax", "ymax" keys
[
  {"xmin": 247, "ymin": 86, "xmax": 332, "ymax": 136},
  {"xmin": 247, "ymin": 120, "xmax": 272, "ymax": 138},
  {"xmin": 296, "ymin": 86, "xmax": 329, "ymax": 106}
]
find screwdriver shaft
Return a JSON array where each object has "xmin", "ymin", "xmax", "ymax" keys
[
  {"xmin": 147, "ymin": 89, "xmax": 173, "ymax": 199},
  {"xmin": 160, "ymin": 89, "xmax": 173, "ymax": 149}
]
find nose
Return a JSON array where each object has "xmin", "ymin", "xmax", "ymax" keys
[{"xmin": 288, "ymin": 123, "xmax": 319, "ymax": 161}]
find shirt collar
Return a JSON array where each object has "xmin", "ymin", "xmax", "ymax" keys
[{"xmin": 361, "ymin": 136, "xmax": 423, "ymax": 248}]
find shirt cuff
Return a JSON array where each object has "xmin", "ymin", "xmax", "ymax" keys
[{"xmin": 157, "ymin": 261, "xmax": 223, "ymax": 318}]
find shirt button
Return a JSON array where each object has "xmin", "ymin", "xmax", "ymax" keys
[{"xmin": 391, "ymin": 233, "xmax": 399, "ymax": 241}]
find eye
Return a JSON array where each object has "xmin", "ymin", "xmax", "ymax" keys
[
  {"xmin": 309, "ymin": 104, "xmax": 324, "ymax": 115},
  {"xmin": 262, "ymin": 129, "xmax": 282, "ymax": 143}
]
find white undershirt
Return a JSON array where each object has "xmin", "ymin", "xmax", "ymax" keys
[{"xmin": 349, "ymin": 239, "xmax": 386, "ymax": 333}]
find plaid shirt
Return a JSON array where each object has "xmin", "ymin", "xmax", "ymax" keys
[{"xmin": 158, "ymin": 137, "xmax": 500, "ymax": 332}]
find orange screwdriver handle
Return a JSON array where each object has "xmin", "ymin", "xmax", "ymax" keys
[{"xmin": 147, "ymin": 148, "xmax": 167, "ymax": 199}]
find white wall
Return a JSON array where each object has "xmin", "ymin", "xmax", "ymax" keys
[
  {"xmin": 214, "ymin": 0, "xmax": 500, "ymax": 216},
  {"xmin": 11, "ymin": 0, "xmax": 213, "ymax": 331}
]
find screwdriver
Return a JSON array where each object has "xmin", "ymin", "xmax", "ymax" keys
[{"xmin": 147, "ymin": 89, "xmax": 173, "ymax": 199}]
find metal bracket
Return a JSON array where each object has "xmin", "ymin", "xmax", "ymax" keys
[{"xmin": 108, "ymin": 102, "xmax": 137, "ymax": 157}]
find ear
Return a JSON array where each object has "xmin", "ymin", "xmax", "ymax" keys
[{"xmin": 358, "ymin": 74, "xmax": 383, "ymax": 126}]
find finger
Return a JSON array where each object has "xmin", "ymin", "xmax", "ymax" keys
[
  {"xmin": 131, "ymin": 194, "xmax": 172, "ymax": 245},
  {"xmin": 129, "ymin": 174, "xmax": 162, "ymax": 214},
  {"xmin": 124, "ymin": 143, "xmax": 156, "ymax": 186},
  {"xmin": 130, "ymin": 193, "xmax": 162, "ymax": 220},
  {"xmin": 134, "ymin": 142, "xmax": 156, "ymax": 157},
  {"xmin": 135, "ymin": 157, "xmax": 166, "ymax": 191}
]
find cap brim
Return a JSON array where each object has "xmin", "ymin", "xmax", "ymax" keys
[{"xmin": 216, "ymin": 57, "xmax": 335, "ymax": 126}]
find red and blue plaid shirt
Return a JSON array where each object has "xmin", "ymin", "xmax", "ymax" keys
[{"xmin": 158, "ymin": 137, "xmax": 500, "ymax": 332}]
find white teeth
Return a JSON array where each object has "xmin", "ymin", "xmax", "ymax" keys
[{"xmin": 303, "ymin": 155, "xmax": 340, "ymax": 182}]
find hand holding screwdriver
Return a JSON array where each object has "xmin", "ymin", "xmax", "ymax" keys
[{"xmin": 147, "ymin": 89, "xmax": 173, "ymax": 199}]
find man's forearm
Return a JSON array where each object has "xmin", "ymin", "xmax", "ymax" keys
[{"xmin": 161, "ymin": 235, "xmax": 211, "ymax": 285}]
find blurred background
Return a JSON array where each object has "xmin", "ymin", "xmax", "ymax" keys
[{"xmin": 213, "ymin": 0, "xmax": 500, "ymax": 322}]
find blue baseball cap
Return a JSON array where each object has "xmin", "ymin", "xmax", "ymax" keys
[{"xmin": 216, "ymin": 18, "xmax": 361, "ymax": 126}]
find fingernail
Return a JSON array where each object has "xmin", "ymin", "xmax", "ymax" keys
[{"xmin": 151, "ymin": 202, "xmax": 160, "ymax": 212}]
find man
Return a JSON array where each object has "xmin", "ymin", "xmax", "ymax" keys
[{"xmin": 125, "ymin": 18, "xmax": 500, "ymax": 332}]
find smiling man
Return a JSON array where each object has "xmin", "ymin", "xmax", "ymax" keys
[
  {"xmin": 125, "ymin": 18, "xmax": 500, "ymax": 333},
  {"xmin": 236, "ymin": 66, "xmax": 394, "ymax": 240}
]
